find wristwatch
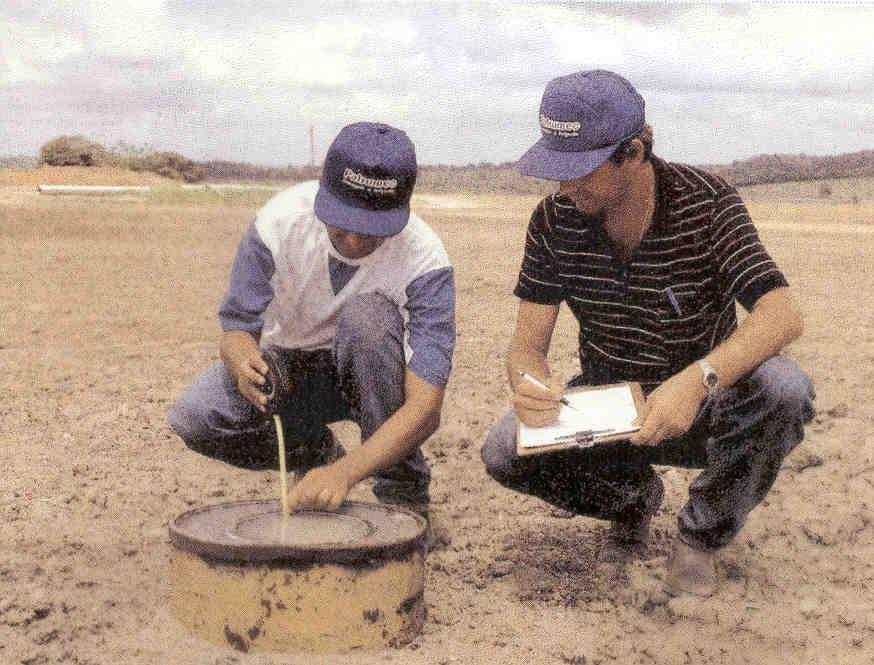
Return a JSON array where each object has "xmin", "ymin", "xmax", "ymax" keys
[{"xmin": 696, "ymin": 359, "xmax": 719, "ymax": 396}]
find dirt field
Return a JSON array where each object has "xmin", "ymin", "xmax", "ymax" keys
[{"xmin": 2, "ymin": 177, "xmax": 873, "ymax": 665}]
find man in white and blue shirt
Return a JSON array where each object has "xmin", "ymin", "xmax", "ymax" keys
[{"xmin": 168, "ymin": 122, "xmax": 455, "ymax": 514}]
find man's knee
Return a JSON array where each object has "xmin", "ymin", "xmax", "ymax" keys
[
  {"xmin": 480, "ymin": 412, "xmax": 522, "ymax": 484},
  {"xmin": 749, "ymin": 356, "xmax": 815, "ymax": 422},
  {"xmin": 335, "ymin": 292, "xmax": 402, "ymax": 355},
  {"xmin": 166, "ymin": 394, "xmax": 203, "ymax": 444}
]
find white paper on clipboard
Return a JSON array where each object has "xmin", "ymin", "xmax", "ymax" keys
[{"xmin": 518, "ymin": 384, "xmax": 641, "ymax": 450}]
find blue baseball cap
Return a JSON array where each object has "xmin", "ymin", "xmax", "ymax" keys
[
  {"xmin": 315, "ymin": 122, "xmax": 417, "ymax": 237},
  {"xmin": 516, "ymin": 70, "xmax": 645, "ymax": 181}
]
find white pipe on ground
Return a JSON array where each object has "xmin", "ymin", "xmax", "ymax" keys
[
  {"xmin": 37, "ymin": 184, "xmax": 152, "ymax": 195},
  {"xmin": 37, "ymin": 183, "xmax": 286, "ymax": 195}
]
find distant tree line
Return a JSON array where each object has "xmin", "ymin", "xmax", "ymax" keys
[
  {"xmin": 416, "ymin": 163, "xmax": 554, "ymax": 195},
  {"xmin": 19, "ymin": 135, "xmax": 874, "ymax": 191},
  {"xmin": 0, "ymin": 155, "xmax": 37, "ymax": 169},
  {"xmin": 198, "ymin": 160, "xmax": 320, "ymax": 182},
  {"xmin": 701, "ymin": 150, "xmax": 874, "ymax": 187}
]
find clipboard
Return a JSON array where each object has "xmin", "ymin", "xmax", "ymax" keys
[{"xmin": 515, "ymin": 382, "xmax": 645, "ymax": 457}]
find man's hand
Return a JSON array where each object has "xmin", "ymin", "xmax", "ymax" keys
[
  {"xmin": 286, "ymin": 463, "xmax": 354, "ymax": 512},
  {"xmin": 220, "ymin": 330, "xmax": 269, "ymax": 412},
  {"xmin": 507, "ymin": 301, "xmax": 563, "ymax": 428},
  {"xmin": 630, "ymin": 288, "xmax": 804, "ymax": 447},
  {"xmin": 511, "ymin": 371, "xmax": 566, "ymax": 428},
  {"xmin": 628, "ymin": 367, "xmax": 707, "ymax": 446}
]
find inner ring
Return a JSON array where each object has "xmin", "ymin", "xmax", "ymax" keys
[{"xmin": 234, "ymin": 510, "xmax": 375, "ymax": 547}]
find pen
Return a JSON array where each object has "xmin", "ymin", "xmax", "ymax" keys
[
  {"xmin": 665, "ymin": 287, "xmax": 683, "ymax": 316},
  {"xmin": 517, "ymin": 370, "xmax": 576, "ymax": 409}
]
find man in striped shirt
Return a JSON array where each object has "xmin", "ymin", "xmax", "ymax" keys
[{"xmin": 481, "ymin": 70, "xmax": 815, "ymax": 596}]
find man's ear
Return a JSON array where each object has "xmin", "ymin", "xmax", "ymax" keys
[{"xmin": 628, "ymin": 138, "xmax": 645, "ymax": 164}]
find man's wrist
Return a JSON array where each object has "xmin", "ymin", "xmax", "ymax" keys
[
  {"xmin": 332, "ymin": 450, "xmax": 370, "ymax": 488},
  {"xmin": 680, "ymin": 364, "xmax": 710, "ymax": 403},
  {"xmin": 695, "ymin": 358, "xmax": 720, "ymax": 397}
]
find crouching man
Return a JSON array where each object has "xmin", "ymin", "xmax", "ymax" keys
[
  {"xmin": 168, "ymin": 122, "xmax": 455, "ymax": 517},
  {"xmin": 480, "ymin": 70, "xmax": 814, "ymax": 596}
]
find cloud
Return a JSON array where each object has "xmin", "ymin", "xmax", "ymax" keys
[{"xmin": 2, "ymin": 2, "xmax": 873, "ymax": 165}]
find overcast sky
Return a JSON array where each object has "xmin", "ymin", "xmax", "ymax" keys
[{"xmin": 2, "ymin": 1, "xmax": 873, "ymax": 166}]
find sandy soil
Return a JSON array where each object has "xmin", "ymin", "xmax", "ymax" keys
[
  {"xmin": 1, "ymin": 181, "xmax": 873, "ymax": 665},
  {"xmin": 0, "ymin": 166, "xmax": 178, "ymax": 188}
]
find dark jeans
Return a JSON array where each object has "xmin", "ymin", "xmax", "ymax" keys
[
  {"xmin": 480, "ymin": 356, "xmax": 815, "ymax": 551},
  {"xmin": 167, "ymin": 293, "xmax": 431, "ymax": 508}
]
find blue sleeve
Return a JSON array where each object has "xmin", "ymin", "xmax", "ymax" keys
[
  {"xmin": 404, "ymin": 267, "xmax": 456, "ymax": 388},
  {"xmin": 218, "ymin": 221, "xmax": 275, "ymax": 337}
]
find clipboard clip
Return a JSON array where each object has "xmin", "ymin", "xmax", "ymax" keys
[{"xmin": 552, "ymin": 428, "xmax": 615, "ymax": 447}]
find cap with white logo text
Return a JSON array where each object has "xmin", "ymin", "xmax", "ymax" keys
[
  {"xmin": 315, "ymin": 122, "xmax": 417, "ymax": 237},
  {"xmin": 516, "ymin": 70, "xmax": 645, "ymax": 181}
]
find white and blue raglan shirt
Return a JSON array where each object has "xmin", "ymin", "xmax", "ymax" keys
[{"xmin": 218, "ymin": 180, "xmax": 455, "ymax": 388}]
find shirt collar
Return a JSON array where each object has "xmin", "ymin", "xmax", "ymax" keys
[{"xmin": 650, "ymin": 154, "xmax": 686, "ymax": 233}]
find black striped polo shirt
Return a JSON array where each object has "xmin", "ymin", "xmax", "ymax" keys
[{"xmin": 514, "ymin": 156, "xmax": 788, "ymax": 389}]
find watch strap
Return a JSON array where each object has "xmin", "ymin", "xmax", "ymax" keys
[{"xmin": 696, "ymin": 359, "xmax": 719, "ymax": 395}]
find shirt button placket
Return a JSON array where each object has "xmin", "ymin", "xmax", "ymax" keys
[{"xmin": 617, "ymin": 263, "xmax": 630, "ymax": 300}]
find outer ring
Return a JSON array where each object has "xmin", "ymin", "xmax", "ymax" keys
[{"xmin": 169, "ymin": 500, "xmax": 428, "ymax": 564}]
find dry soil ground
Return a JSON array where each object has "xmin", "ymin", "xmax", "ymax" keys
[{"xmin": 1, "ymin": 176, "xmax": 873, "ymax": 665}]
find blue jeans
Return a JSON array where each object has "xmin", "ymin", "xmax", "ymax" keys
[
  {"xmin": 167, "ymin": 293, "xmax": 431, "ymax": 508},
  {"xmin": 480, "ymin": 356, "xmax": 815, "ymax": 551}
]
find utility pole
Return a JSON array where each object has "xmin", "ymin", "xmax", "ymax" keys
[{"xmin": 309, "ymin": 126, "xmax": 315, "ymax": 168}]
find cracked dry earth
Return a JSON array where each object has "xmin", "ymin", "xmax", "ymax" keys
[{"xmin": 2, "ymin": 184, "xmax": 873, "ymax": 665}]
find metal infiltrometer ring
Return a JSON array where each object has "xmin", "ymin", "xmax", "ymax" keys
[{"xmin": 169, "ymin": 500, "xmax": 427, "ymax": 564}]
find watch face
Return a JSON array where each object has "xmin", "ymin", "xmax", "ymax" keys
[{"xmin": 704, "ymin": 371, "xmax": 718, "ymax": 389}]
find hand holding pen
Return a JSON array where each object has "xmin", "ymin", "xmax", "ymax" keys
[
  {"xmin": 512, "ymin": 369, "xmax": 574, "ymax": 428},
  {"xmin": 517, "ymin": 371, "xmax": 576, "ymax": 409}
]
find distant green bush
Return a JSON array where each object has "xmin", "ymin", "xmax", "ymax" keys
[
  {"xmin": 126, "ymin": 151, "xmax": 204, "ymax": 183},
  {"xmin": 37, "ymin": 136, "xmax": 205, "ymax": 182},
  {"xmin": 39, "ymin": 135, "xmax": 116, "ymax": 167}
]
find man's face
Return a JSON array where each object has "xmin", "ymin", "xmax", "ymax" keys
[
  {"xmin": 324, "ymin": 224, "xmax": 387, "ymax": 259},
  {"xmin": 557, "ymin": 157, "xmax": 633, "ymax": 215}
]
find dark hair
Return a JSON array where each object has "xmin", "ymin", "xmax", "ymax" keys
[{"xmin": 609, "ymin": 124, "xmax": 653, "ymax": 165}]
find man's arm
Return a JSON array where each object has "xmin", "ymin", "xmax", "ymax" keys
[
  {"xmin": 506, "ymin": 300, "xmax": 566, "ymax": 428},
  {"xmin": 220, "ymin": 330, "xmax": 269, "ymax": 412},
  {"xmin": 630, "ymin": 287, "xmax": 803, "ymax": 445},
  {"xmin": 218, "ymin": 221, "xmax": 276, "ymax": 411},
  {"xmin": 286, "ymin": 368, "xmax": 444, "ymax": 511},
  {"xmin": 288, "ymin": 260, "xmax": 455, "ymax": 512}
]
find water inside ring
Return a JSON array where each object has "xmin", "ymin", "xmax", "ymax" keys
[{"xmin": 234, "ymin": 510, "xmax": 374, "ymax": 546}]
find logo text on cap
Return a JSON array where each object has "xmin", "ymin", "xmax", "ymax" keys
[
  {"xmin": 539, "ymin": 114, "xmax": 581, "ymax": 138},
  {"xmin": 342, "ymin": 168, "xmax": 398, "ymax": 195}
]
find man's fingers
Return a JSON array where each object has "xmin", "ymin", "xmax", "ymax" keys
[
  {"xmin": 632, "ymin": 400, "xmax": 651, "ymax": 427},
  {"xmin": 315, "ymin": 489, "xmax": 335, "ymax": 510},
  {"xmin": 515, "ymin": 380, "xmax": 562, "ymax": 401},
  {"xmin": 546, "ymin": 378, "xmax": 566, "ymax": 398},
  {"xmin": 325, "ymin": 492, "xmax": 345, "ymax": 511},
  {"xmin": 633, "ymin": 418, "xmax": 669, "ymax": 446},
  {"xmin": 243, "ymin": 364, "xmax": 266, "ymax": 386},
  {"xmin": 517, "ymin": 407, "xmax": 560, "ymax": 428},
  {"xmin": 630, "ymin": 415, "xmax": 658, "ymax": 445},
  {"xmin": 237, "ymin": 369, "xmax": 268, "ymax": 408},
  {"xmin": 286, "ymin": 484, "xmax": 302, "ymax": 512},
  {"xmin": 250, "ymin": 356, "xmax": 269, "ymax": 378},
  {"xmin": 513, "ymin": 392, "xmax": 561, "ymax": 412},
  {"xmin": 240, "ymin": 383, "xmax": 267, "ymax": 411},
  {"xmin": 515, "ymin": 400, "xmax": 561, "ymax": 425}
]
